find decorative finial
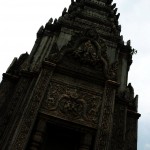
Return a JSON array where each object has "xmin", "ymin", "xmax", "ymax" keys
[
  {"xmin": 116, "ymin": 13, "xmax": 120, "ymax": 20},
  {"xmin": 131, "ymin": 48, "xmax": 137, "ymax": 55},
  {"xmin": 120, "ymin": 35, "xmax": 123, "ymax": 40},
  {"xmin": 111, "ymin": 3, "xmax": 116, "ymax": 9},
  {"xmin": 54, "ymin": 18, "xmax": 58, "ymax": 24},
  {"xmin": 107, "ymin": 0, "xmax": 113, "ymax": 5},
  {"xmin": 127, "ymin": 40, "xmax": 131, "ymax": 46},
  {"xmin": 37, "ymin": 26, "xmax": 44, "ymax": 37},
  {"xmin": 62, "ymin": 7, "xmax": 67, "ymax": 16},
  {"xmin": 114, "ymin": 8, "xmax": 118, "ymax": 14},
  {"xmin": 48, "ymin": 18, "xmax": 53, "ymax": 24}
]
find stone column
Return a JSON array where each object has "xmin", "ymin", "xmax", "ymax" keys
[
  {"xmin": 79, "ymin": 133, "xmax": 92, "ymax": 150},
  {"xmin": 94, "ymin": 80, "xmax": 119, "ymax": 150},
  {"xmin": 10, "ymin": 61, "xmax": 56, "ymax": 150},
  {"xmin": 125, "ymin": 110, "xmax": 140, "ymax": 150},
  {"xmin": 110, "ymin": 102, "xmax": 127, "ymax": 150},
  {"xmin": 29, "ymin": 119, "xmax": 47, "ymax": 150}
]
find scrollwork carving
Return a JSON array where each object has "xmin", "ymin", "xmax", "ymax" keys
[{"xmin": 41, "ymin": 81, "xmax": 102, "ymax": 127}]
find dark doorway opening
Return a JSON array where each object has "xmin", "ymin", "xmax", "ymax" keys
[{"xmin": 42, "ymin": 123, "xmax": 81, "ymax": 150}]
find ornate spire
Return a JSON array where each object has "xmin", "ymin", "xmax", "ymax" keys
[{"xmin": 43, "ymin": 0, "xmax": 125, "ymax": 46}]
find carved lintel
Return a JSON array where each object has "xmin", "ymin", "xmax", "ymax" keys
[{"xmin": 40, "ymin": 81, "xmax": 103, "ymax": 128}]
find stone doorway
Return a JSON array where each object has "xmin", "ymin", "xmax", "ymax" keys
[{"xmin": 42, "ymin": 123, "xmax": 81, "ymax": 150}]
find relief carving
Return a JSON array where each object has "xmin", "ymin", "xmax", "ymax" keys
[
  {"xmin": 58, "ymin": 93, "xmax": 85, "ymax": 119},
  {"xmin": 72, "ymin": 40, "xmax": 101, "ymax": 66},
  {"xmin": 41, "ymin": 81, "xmax": 102, "ymax": 127},
  {"xmin": 108, "ymin": 61, "xmax": 118, "ymax": 80},
  {"xmin": 48, "ymin": 29, "xmax": 112, "ymax": 78},
  {"xmin": 95, "ymin": 81, "xmax": 117, "ymax": 150},
  {"xmin": 11, "ymin": 69, "xmax": 53, "ymax": 149},
  {"xmin": 48, "ymin": 29, "xmax": 118, "ymax": 80}
]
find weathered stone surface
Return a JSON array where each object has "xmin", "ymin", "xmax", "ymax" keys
[{"xmin": 0, "ymin": 0, "xmax": 140, "ymax": 150}]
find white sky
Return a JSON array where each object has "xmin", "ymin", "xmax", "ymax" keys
[{"xmin": 0, "ymin": 0, "xmax": 150, "ymax": 149}]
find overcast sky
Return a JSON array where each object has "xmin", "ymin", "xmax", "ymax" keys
[{"xmin": 0, "ymin": 0, "xmax": 149, "ymax": 149}]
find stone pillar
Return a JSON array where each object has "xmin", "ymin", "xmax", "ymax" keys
[
  {"xmin": 29, "ymin": 119, "xmax": 47, "ymax": 150},
  {"xmin": 110, "ymin": 102, "xmax": 127, "ymax": 150},
  {"xmin": 79, "ymin": 133, "xmax": 92, "ymax": 150},
  {"xmin": 125, "ymin": 110, "xmax": 140, "ymax": 150},
  {"xmin": 94, "ymin": 80, "xmax": 119, "ymax": 150},
  {"xmin": 10, "ymin": 61, "xmax": 56, "ymax": 150}
]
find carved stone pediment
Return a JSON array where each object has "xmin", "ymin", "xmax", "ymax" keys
[
  {"xmin": 47, "ymin": 29, "xmax": 118, "ymax": 80},
  {"xmin": 72, "ymin": 40, "xmax": 101, "ymax": 66}
]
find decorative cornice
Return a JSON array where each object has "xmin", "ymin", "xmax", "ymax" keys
[
  {"xmin": 2, "ymin": 73, "xmax": 19, "ymax": 82},
  {"xmin": 127, "ymin": 109, "xmax": 141, "ymax": 119}
]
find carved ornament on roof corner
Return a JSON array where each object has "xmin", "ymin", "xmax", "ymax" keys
[
  {"xmin": 48, "ymin": 29, "xmax": 118, "ymax": 80},
  {"xmin": 117, "ymin": 83, "xmax": 138, "ymax": 111},
  {"xmin": 48, "ymin": 29, "xmax": 107, "ymax": 62}
]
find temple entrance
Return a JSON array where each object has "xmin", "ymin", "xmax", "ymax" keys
[{"xmin": 42, "ymin": 123, "xmax": 81, "ymax": 150}]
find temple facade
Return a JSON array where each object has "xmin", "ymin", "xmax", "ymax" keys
[{"xmin": 0, "ymin": 0, "xmax": 140, "ymax": 150}]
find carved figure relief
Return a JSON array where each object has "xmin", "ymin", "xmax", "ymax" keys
[
  {"xmin": 58, "ymin": 93, "xmax": 85, "ymax": 119},
  {"xmin": 48, "ymin": 29, "xmax": 118, "ymax": 81},
  {"xmin": 40, "ymin": 81, "xmax": 103, "ymax": 128},
  {"xmin": 72, "ymin": 40, "xmax": 101, "ymax": 66}
]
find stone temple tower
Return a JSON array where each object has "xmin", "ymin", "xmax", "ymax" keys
[{"xmin": 0, "ymin": 0, "xmax": 140, "ymax": 149}]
